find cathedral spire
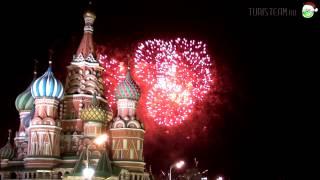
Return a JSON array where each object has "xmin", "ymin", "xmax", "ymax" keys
[{"xmin": 74, "ymin": 2, "xmax": 97, "ymax": 64}]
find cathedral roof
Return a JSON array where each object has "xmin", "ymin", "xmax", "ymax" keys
[
  {"xmin": 95, "ymin": 150, "xmax": 113, "ymax": 178},
  {"xmin": 0, "ymin": 130, "xmax": 15, "ymax": 160},
  {"xmin": 70, "ymin": 149, "xmax": 86, "ymax": 176},
  {"xmin": 31, "ymin": 61, "xmax": 64, "ymax": 100},
  {"xmin": 115, "ymin": 70, "xmax": 141, "ymax": 101},
  {"xmin": 70, "ymin": 149, "xmax": 122, "ymax": 178},
  {"xmin": 80, "ymin": 94, "xmax": 113, "ymax": 122}
]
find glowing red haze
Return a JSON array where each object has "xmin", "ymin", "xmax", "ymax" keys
[{"xmin": 96, "ymin": 39, "xmax": 230, "ymax": 171}]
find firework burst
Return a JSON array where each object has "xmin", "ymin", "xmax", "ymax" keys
[
  {"xmin": 99, "ymin": 54, "xmax": 126, "ymax": 107},
  {"xmin": 134, "ymin": 38, "xmax": 214, "ymax": 126}
]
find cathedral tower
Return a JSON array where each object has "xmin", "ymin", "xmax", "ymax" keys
[
  {"xmin": 14, "ymin": 70, "xmax": 36, "ymax": 160},
  {"xmin": 24, "ymin": 61, "xmax": 64, "ymax": 168},
  {"xmin": 60, "ymin": 10, "xmax": 110, "ymax": 156},
  {"xmin": 110, "ymin": 70, "xmax": 147, "ymax": 174},
  {"xmin": 79, "ymin": 94, "xmax": 112, "ymax": 163},
  {"xmin": 80, "ymin": 94, "xmax": 112, "ymax": 138},
  {"xmin": 0, "ymin": 6, "xmax": 153, "ymax": 180}
]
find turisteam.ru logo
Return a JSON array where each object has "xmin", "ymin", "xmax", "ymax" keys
[{"xmin": 248, "ymin": 8, "xmax": 297, "ymax": 16}]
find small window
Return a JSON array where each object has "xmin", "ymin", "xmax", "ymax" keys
[
  {"xmin": 130, "ymin": 149, "xmax": 134, "ymax": 159},
  {"xmin": 123, "ymin": 139, "xmax": 127, "ymax": 150},
  {"xmin": 112, "ymin": 139, "xmax": 115, "ymax": 149},
  {"xmin": 137, "ymin": 140, "xmax": 140, "ymax": 150}
]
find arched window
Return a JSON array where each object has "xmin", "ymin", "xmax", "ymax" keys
[
  {"xmin": 10, "ymin": 172, "xmax": 17, "ymax": 179},
  {"xmin": 58, "ymin": 172, "xmax": 63, "ymax": 180}
]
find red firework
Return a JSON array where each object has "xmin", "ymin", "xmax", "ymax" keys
[
  {"xmin": 99, "ymin": 54, "xmax": 126, "ymax": 108},
  {"xmin": 134, "ymin": 38, "xmax": 214, "ymax": 126}
]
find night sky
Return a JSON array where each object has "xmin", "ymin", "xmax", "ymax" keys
[{"xmin": 1, "ymin": 0, "xmax": 317, "ymax": 179}]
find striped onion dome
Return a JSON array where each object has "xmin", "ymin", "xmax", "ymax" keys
[
  {"xmin": 31, "ymin": 62, "xmax": 64, "ymax": 99},
  {"xmin": 115, "ymin": 70, "xmax": 140, "ymax": 101},
  {"xmin": 80, "ymin": 95, "xmax": 113, "ymax": 122},
  {"xmin": 15, "ymin": 73, "xmax": 36, "ymax": 112},
  {"xmin": 0, "ymin": 130, "xmax": 14, "ymax": 160}
]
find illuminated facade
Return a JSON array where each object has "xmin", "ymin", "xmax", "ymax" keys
[{"xmin": 0, "ymin": 10, "xmax": 151, "ymax": 180}]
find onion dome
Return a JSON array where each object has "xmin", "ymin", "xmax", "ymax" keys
[
  {"xmin": 80, "ymin": 94, "xmax": 113, "ymax": 122},
  {"xmin": 15, "ymin": 71, "xmax": 37, "ymax": 112},
  {"xmin": 115, "ymin": 70, "xmax": 140, "ymax": 100},
  {"xmin": 31, "ymin": 61, "xmax": 64, "ymax": 99},
  {"xmin": 0, "ymin": 130, "xmax": 15, "ymax": 160}
]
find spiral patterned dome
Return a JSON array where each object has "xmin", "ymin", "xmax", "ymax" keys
[
  {"xmin": 15, "ymin": 75, "xmax": 36, "ymax": 112},
  {"xmin": 115, "ymin": 70, "xmax": 140, "ymax": 100},
  {"xmin": 31, "ymin": 64, "xmax": 64, "ymax": 99},
  {"xmin": 0, "ymin": 130, "xmax": 14, "ymax": 160},
  {"xmin": 80, "ymin": 95, "xmax": 113, "ymax": 122},
  {"xmin": 15, "ymin": 84, "xmax": 34, "ymax": 112}
]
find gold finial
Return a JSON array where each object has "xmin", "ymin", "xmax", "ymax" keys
[
  {"xmin": 8, "ymin": 129, "xmax": 12, "ymax": 141},
  {"xmin": 127, "ymin": 54, "xmax": 131, "ymax": 72},
  {"xmin": 33, "ymin": 59, "xmax": 38, "ymax": 78},
  {"xmin": 84, "ymin": 0, "xmax": 95, "ymax": 18},
  {"xmin": 48, "ymin": 49, "xmax": 54, "ymax": 66},
  {"xmin": 126, "ymin": 53, "xmax": 131, "ymax": 69},
  {"xmin": 84, "ymin": 11, "xmax": 96, "ymax": 20}
]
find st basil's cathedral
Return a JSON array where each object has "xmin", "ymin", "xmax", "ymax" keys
[{"xmin": 0, "ymin": 8, "xmax": 153, "ymax": 180}]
